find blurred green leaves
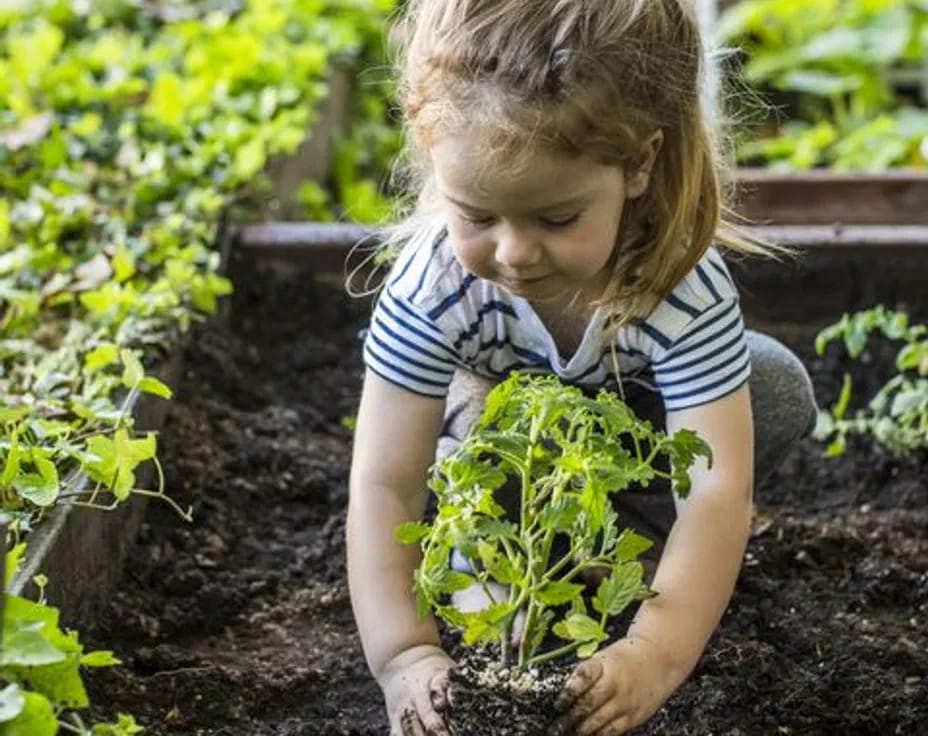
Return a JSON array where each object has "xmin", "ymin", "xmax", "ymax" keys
[
  {"xmin": 0, "ymin": 0, "xmax": 395, "ymax": 523},
  {"xmin": 720, "ymin": 0, "xmax": 928, "ymax": 169}
]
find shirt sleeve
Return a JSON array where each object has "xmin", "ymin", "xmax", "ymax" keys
[
  {"xmin": 651, "ymin": 298, "xmax": 751, "ymax": 412},
  {"xmin": 363, "ymin": 286, "xmax": 459, "ymax": 398}
]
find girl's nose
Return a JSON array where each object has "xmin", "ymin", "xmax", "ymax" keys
[{"xmin": 494, "ymin": 225, "xmax": 542, "ymax": 270}]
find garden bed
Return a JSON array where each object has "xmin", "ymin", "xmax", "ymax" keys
[{"xmin": 82, "ymin": 252, "xmax": 927, "ymax": 734}]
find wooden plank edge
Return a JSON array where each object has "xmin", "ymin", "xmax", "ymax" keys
[{"xmin": 235, "ymin": 222, "xmax": 928, "ymax": 263}]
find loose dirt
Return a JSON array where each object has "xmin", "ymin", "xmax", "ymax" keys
[{"xmin": 86, "ymin": 261, "xmax": 927, "ymax": 735}]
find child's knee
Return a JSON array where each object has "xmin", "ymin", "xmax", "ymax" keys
[{"xmin": 746, "ymin": 331, "xmax": 817, "ymax": 477}]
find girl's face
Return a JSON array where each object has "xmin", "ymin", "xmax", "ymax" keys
[{"xmin": 431, "ymin": 127, "xmax": 655, "ymax": 307}]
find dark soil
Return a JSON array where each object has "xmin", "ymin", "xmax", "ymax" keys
[{"xmin": 86, "ymin": 260, "xmax": 928, "ymax": 735}]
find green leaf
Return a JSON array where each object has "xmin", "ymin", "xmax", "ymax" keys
[
  {"xmin": 120, "ymin": 349, "xmax": 144, "ymax": 389},
  {"xmin": 138, "ymin": 376, "xmax": 173, "ymax": 400},
  {"xmin": 1, "ymin": 427, "xmax": 22, "ymax": 488},
  {"xmin": 592, "ymin": 562, "xmax": 651, "ymax": 617},
  {"xmin": 395, "ymin": 522, "xmax": 430, "ymax": 545},
  {"xmin": 4, "ymin": 543, "xmax": 26, "ymax": 589},
  {"xmin": 833, "ymin": 374, "xmax": 853, "ymax": 420},
  {"xmin": 84, "ymin": 343, "xmax": 120, "ymax": 373},
  {"xmin": 0, "ymin": 621, "xmax": 66, "ymax": 667},
  {"xmin": 148, "ymin": 73, "xmax": 184, "ymax": 127},
  {"xmin": 90, "ymin": 713, "xmax": 144, "ymax": 735},
  {"xmin": 85, "ymin": 430, "xmax": 156, "ymax": 499},
  {"xmin": 614, "ymin": 530, "xmax": 653, "ymax": 562},
  {"xmin": 552, "ymin": 613, "xmax": 606, "ymax": 646},
  {"xmin": 80, "ymin": 650, "xmax": 122, "ymax": 667},
  {"xmin": 536, "ymin": 581, "xmax": 585, "ymax": 606},
  {"xmin": 824, "ymin": 435, "xmax": 846, "ymax": 458},
  {"xmin": 0, "ymin": 690, "xmax": 57, "ymax": 736},
  {"xmin": 0, "ymin": 683, "xmax": 25, "ymax": 722}
]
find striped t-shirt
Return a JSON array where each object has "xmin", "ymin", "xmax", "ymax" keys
[{"xmin": 363, "ymin": 223, "xmax": 750, "ymax": 412}]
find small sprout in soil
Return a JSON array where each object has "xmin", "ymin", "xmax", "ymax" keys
[
  {"xmin": 814, "ymin": 306, "xmax": 928, "ymax": 456},
  {"xmin": 397, "ymin": 373, "xmax": 711, "ymax": 670}
]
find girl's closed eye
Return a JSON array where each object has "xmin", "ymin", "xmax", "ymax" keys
[{"xmin": 539, "ymin": 212, "xmax": 581, "ymax": 229}]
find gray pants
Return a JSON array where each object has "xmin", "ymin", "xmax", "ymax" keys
[{"xmin": 440, "ymin": 331, "xmax": 817, "ymax": 567}]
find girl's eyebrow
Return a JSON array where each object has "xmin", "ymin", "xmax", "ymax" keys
[{"xmin": 443, "ymin": 192, "xmax": 591, "ymax": 212}]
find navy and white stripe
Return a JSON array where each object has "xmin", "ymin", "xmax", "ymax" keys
[{"xmin": 363, "ymin": 223, "xmax": 750, "ymax": 409}]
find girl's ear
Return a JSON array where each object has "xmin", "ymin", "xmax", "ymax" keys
[{"xmin": 626, "ymin": 130, "xmax": 664, "ymax": 199}]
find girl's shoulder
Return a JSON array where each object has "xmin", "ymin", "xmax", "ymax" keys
[
  {"xmin": 621, "ymin": 247, "xmax": 741, "ymax": 356},
  {"xmin": 385, "ymin": 220, "xmax": 461, "ymax": 305}
]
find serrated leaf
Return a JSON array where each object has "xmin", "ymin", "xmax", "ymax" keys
[
  {"xmin": 592, "ymin": 562, "xmax": 649, "ymax": 617},
  {"xmin": 615, "ymin": 530, "xmax": 653, "ymax": 562},
  {"xmin": 537, "ymin": 581, "xmax": 585, "ymax": 606},
  {"xmin": 395, "ymin": 522, "xmax": 429, "ymax": 545},
  {"xmin": 552, "ymin": 613, "xmax": 606, "ymax": 645}
]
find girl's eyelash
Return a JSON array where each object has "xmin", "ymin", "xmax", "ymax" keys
[
  {"xmin": 460, "ymin": 213, "xmax": 495, "ymax": 226},
  {"xmin": 540, "ymin": 214, "xmax": 580, "ymax": 228},
  {"xmin": 459, "ymin": 212, "xmax": 581, "ymax": 228}
]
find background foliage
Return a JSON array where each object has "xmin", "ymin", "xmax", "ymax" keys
[
  {"xmin": 1, "ymin": 1, "xmax": 396, "ymax": 730},
  {"xmin": 720, "ymin": 0, "xmax": 928, "ymax": 169},
  {"xmin": 0, "ymin": 0, "xmax": 396, "ymax": 531}
]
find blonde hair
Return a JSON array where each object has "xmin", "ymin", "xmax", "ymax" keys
[{"xmin": 372, "ymin": 0, "xmax": 774, "ymax": 329}]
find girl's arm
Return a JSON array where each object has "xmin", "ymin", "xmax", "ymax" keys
[
  {"xmin": 346, "ymin": 370, "xmax": 451, "ymax": 690},
  {"xmin": 629, "ymin": 382, "xmax": 754, "ymax": 678},
  {"xmin": 553, "ymin": 384, "xmax": 754, "ymax": 734}
]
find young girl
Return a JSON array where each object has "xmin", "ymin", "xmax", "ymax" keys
[{"xmin": 347, "ymin": 2, "xmax": 815, "ymax": 734}]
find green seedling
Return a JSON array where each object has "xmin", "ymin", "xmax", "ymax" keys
[
  {"xmin": 814, "ymin": 306, "xmax": 928, "ymax": 455},
  {"xmin": 398, "ymin": 373, "xmax": 711, "ymax": 670}
]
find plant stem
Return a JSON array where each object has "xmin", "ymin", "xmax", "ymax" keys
[{"xmin": 526, "ymin": 638, "xmax": 583, "ymax": 668}]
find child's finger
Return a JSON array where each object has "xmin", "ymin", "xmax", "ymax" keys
[
  {"xmin": 554, "ymin": 657, "xmax": 603, "ymax": 713},
  {"xmin": 397, "ymin": 705, "xmax": 426, "ymax": 736},
  {"xmin": 429, "ymin": 669, "xmax": 452, "ymax": 711}
]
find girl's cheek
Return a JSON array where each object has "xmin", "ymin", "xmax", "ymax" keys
[{"xmin": 450, "ymin": 233, "xmax": 494, "ymax": 275}]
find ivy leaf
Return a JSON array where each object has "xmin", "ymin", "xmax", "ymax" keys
[
  {"xmin": 0, "ymin": 683, "xmax": 26, "ymax": 722},
  {"xmin": 0, "ymin": 621, "xmax": 66, "ymax": 667},
  {"xmin": 85, "ymin": 430, "xmax": 156, "ymax": 499},
  {"xmin": 0, "ymin": 690, "xmax": 57, "ymax": 735},
  {"xmin": 120, "ymin": 349, "xmax": 144, "ymax": 389}
]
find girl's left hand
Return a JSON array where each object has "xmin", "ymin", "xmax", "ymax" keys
[{"xmin": 548, "ymin": 635, "xmax": 680, "ymax": 736}]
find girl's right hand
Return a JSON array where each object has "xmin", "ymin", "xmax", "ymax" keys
[{"xmin": 379, "ymin": 644, "xmax": 455, "ymax": 736}]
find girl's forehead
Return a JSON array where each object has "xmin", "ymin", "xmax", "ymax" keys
[{"xmin": 430, "ymin": 128, "xmax": 613, "ymax": 203}]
